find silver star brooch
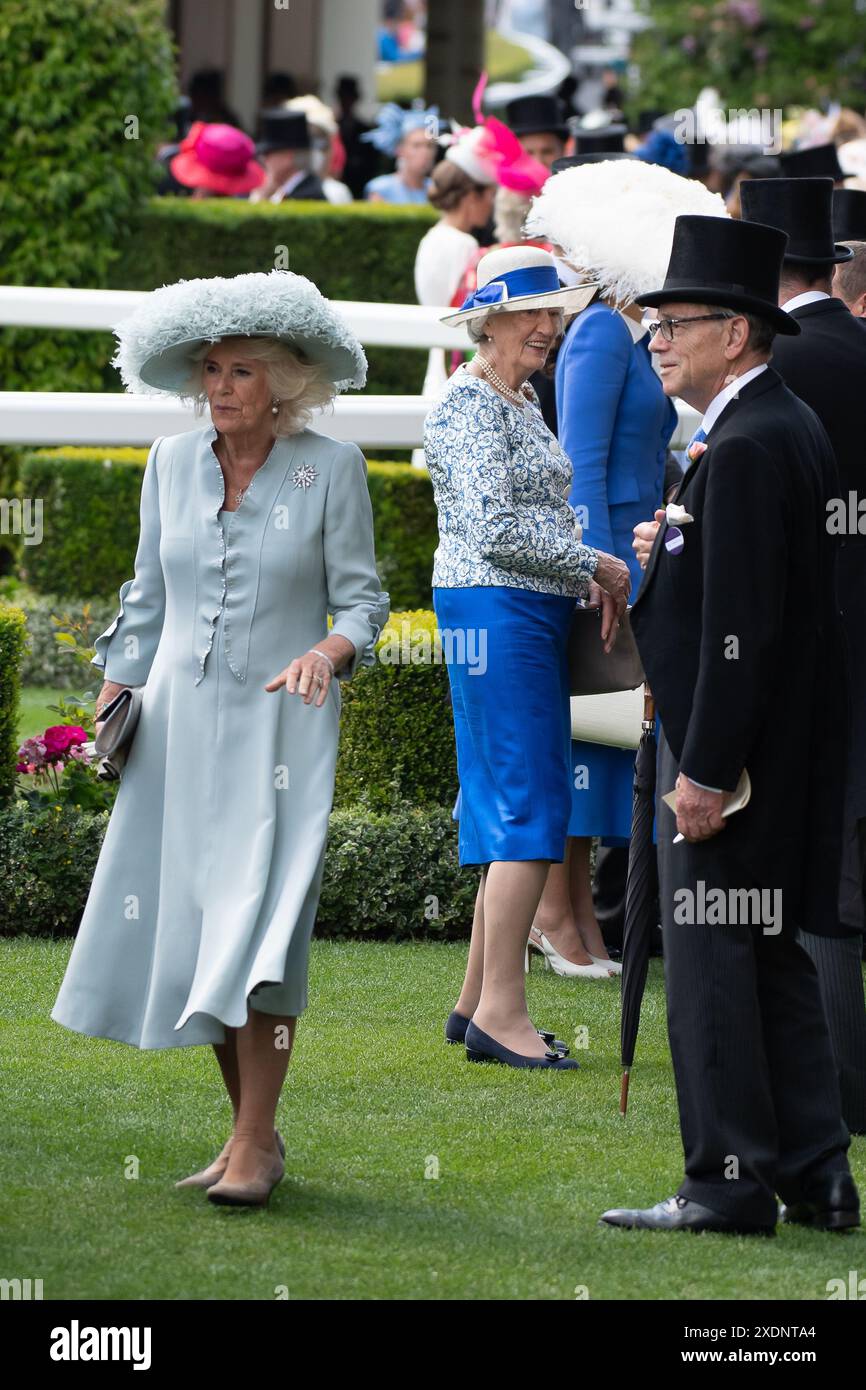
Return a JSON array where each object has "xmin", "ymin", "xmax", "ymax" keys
[{"xmin": 291, "ymin": 464, "xmax": 318, "ymax": 490}]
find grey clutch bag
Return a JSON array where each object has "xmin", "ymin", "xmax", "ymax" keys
[
  {"xmin": 567, "ymin": 605, "xmax": 644, "ymax": 696},
  {"xmin": 91, "ymin": 687, "xmax": 143, "ymax": 781}
]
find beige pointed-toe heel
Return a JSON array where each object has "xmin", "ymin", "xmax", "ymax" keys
[
  {"xmin": 207, "ymin": 1137, "xmax": 285, "ymax": 1208},
  {"xmin": 175, "ymin": 1129, "xmax": 284, "ymax": 1191}
]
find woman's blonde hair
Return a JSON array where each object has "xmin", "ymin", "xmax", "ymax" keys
[{"xmin": 186, "ymin": 335, "xmax": 337, "ymax": 436}]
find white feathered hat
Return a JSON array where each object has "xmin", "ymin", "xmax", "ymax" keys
[
  {"xmin": 112, "ymin": 269, "xmax": 367, "ymax": 395},
  {"xmin": 523, "ymin": 160, "xmax": 729, "ymax": 307}
]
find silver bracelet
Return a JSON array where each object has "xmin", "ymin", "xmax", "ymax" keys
[{"xmin": 308, "ymin": 647, "xmax": 335, "ymax": 674}]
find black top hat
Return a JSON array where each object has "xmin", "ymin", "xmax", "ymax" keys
[
  {"xmin": 505, "ymin": 95, "xmax": 569, "ymax": 142},
  {"xmin": 778, "ymin": 142, "xmax": 845, "ymax": 182},
  {"xmin": 740, "ymin": 178, "xmax": 853, "ymax": 264},
  {"xmin": 256, "ymin": 109, "xmax": 311, "ymax": 154},
  {"xmin": 550, "ymin": 152, "xmax": 636, "ymax": 173},
  {"xmin": 638, "ymin": 214, "xmax": 800, "ymax": 336},
  {"xmin": 833, "ymin": 188, "xmax": 866, "ymax": 243},
  {"xmin": 573, "ymin": 125, "xmax": 628, "ymax": 155}
]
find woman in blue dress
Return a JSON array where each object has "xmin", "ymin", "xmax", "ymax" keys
[
  {"xmin": 425, "ymin": 246, "xmax": 631, "ymax": 1069},
  {"xmin": 523, "ymin": 159, "xmax": 723, "ymax": 977}
]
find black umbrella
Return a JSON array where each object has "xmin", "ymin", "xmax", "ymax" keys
[{"xmin": 619, "ymin": 684, "xmax": 658, "ymax": 1115}]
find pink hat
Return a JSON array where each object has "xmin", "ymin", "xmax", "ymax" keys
[{"xmin": 170, "ymin": 122, "xmax": 266, "ymax": 195}]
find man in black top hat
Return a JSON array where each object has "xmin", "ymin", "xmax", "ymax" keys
[
  {"xmin": 833, "ymin": 245, "xmax": 866, "ymax": 318},
  {"xmin": 504, "ymin": 94, "xmax": 569, "ymax": 171},
  {"xmin": 740, "ymin": 176, "xmax": 866, "ymax": 1134},
  {"xmin": 601, "ymin": 214, "xmax": 859, "ymax": 1234},
  {"xmin": 778, "ymin": 142, "xmax": 846, "ymax": 185},
  {"xmin": 832, "ymin": 190, "xmax": 866, "ymax": 318},
  {"xmin": 833, "ymin": 187, "xmax": 866, "ymax": 243},
  {"xmin": 572, "ymin": 125, "xmax": 628, "ymax": 157},
  {"xmin": 252, "ymin": 110, "xmax": 326, "ymax": 202}
]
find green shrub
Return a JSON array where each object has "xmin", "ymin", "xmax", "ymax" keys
[
  {"xmin": 17, "ymin": 448, "xmax": 438, "ymax": 611},
  {"xmin": 0, "ymin": 0, "xmax": 177, "ymax": 392},
  {"xmin": 0, "ymin": 799, "xmax": 475, "ymax": 940},
  {"xmin": 10, "ymin": 585, "xmax": 118, "ymax": 690},
  {"xmin": 316, "ymin": 801, "xmax": 476, "ymax": 939},
  {"xmin": 334, "ymin": 610, "xmax": 456, "ymax": 812},
  {"xmin": 0, "ymin": 603, "xmax": 27, "ymax": 805},
  {"xmin": 0, "ymin": 802, "xmax": 109, "ymax": 934},
  {"xmin": 17, "ymin": 449, "xmax": 152, "ymax": 600},
  {"xmin": 108, "ymin": 198, "xmax": 435, "ymax": 396},
  {"xmin": 364, "ymin": 462, "xmax": 437, "ymax": 610}
]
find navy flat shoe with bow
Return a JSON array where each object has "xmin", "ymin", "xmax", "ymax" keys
[
  {"xmin": 464, "ymin": 1019, "xmax": 580, "ymax": 1070},
  {"xmin": 445, "ymin": 1009, "xmax": 569, "ymax": 1055}
]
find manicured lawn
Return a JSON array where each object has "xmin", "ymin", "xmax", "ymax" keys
[
  {"xmin": 2, "ymin": 938, "xmax": 863, "ymax": 1300},
  {"xmin": 17, "ymin": 685, "xmax": 89, "ymax": 744}
]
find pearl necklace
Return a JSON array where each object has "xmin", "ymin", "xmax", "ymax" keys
[{"xmin": 475, "ymin": 354, "xmax": 533, "ymax": 406}]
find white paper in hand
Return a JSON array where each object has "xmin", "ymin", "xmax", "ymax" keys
[{"xmin": 663, "ymin": 768, "xmax": 751, "ymax": 843}]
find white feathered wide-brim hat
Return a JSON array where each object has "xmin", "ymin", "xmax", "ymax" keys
[
  {"xmin": 112, "ymin": 269, "xmax": 367, "ymax": 395},
  {"xmin": 440, "ymin": 246, "xmax": 599, "ymax": 327},
  {"xmin": 524, "ymin": 160, "xmax": 729, "ymax": 307}
]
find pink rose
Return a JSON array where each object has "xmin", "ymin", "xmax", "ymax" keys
[
  {"xmin": 43, "ymin": 724, "xmax": 87, "ymax": 755},
  {"xmin": 687, "ymin": 440, "xmax": 708, "ymax": 462}
]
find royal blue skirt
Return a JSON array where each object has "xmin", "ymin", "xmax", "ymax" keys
[{"xmin": 433, "ymin": 585, "xmax": 574, "ymax": 866}]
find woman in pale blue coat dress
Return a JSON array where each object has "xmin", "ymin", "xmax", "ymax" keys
[{"xmin": 51, "ymin": 270, "xmax": 389, "ymax": 1207}]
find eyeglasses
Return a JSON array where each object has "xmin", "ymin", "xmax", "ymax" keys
[{"xmin": 645, "ymin": 313, "xmax": 735, "ymax": 342}]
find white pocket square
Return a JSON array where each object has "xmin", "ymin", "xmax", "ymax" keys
[{"xmin": 665, "ymin": 502, "xmax": 694, "ymax": 526}]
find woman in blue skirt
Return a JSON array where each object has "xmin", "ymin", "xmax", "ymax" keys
[{"xmin": 425, "ymin": 246, "xmax": 631, "ymax": 1070}]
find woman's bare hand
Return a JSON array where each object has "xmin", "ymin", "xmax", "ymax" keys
[
  {"xmin": 265, "ymin": 651, "xmax": 334, "ymax": 707},
  {"xmin": 94, "ymin": 680, "xmax": 129, "ymax": 736},
  {"xmin": 592, "ymin": 551, "xmax": 631, "ymax": 620},
  {"xmin": 585, "ymin": 580, "xmax": 621, "ymax": 654}
]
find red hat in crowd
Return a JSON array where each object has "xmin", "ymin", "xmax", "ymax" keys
[{"xmin": 170, "ymin": 121, "xmax": 266, "ymax": 195}]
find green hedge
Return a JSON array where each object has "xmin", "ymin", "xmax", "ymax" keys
[
  {"xmin": 14, "ymin": 448, "xmax": 438, "ymax": 611},
  {"xmin": 109, "ymin": 197, "xmax": 436, "ymax": 397},
  {"xmin": 5, "ymin": 585, "xmax": 118, "ymax": 690},
  {"xmin": 2, "ymin": 198, "xmax": 436, "ymax": 395},
  {"xmin": 334, "ymin": 610, "xmax": 456, "ymax": 812},
  {"xmin": 0, "ymin": 0, "xmax": 176, "ymax": 392},
  {"xmin": 0, "ymin": 798, "xmax": 475, "ymax": 940},
  {"xmin": 0, "ymin": 603, "xmax": 27, "ymax": 805}
]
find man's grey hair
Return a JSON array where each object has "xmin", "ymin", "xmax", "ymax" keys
[{"xmin": 714, "ymin": 306, "xmax": 776, "ymax": 354}]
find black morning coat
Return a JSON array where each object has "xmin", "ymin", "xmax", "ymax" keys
[
  {"xmin": 629, "ymin": 366, "xmax": 850, "ymax": 937},
  {"xmin": 768, "ymin": 296, "xmax": 866, "ymax": 820}
]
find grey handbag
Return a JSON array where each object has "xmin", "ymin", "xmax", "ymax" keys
[
  {"xmin": 92, "ymin": 687, "xmax": 144, "ymax": 781},
  {"xmin": 567, "ymin": 604, "xmax": 644, "ymax": 696}
]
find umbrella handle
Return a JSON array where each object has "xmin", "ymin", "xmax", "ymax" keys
[
  {"xmin": 619, "ymin": 1068, "xmax": 630, "ymax": 1116},
  {"xmin": 642, "ymin": 682, "xmax": 655, "ymax": 727}
]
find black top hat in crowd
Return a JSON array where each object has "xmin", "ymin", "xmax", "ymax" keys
[
  {"xmin": 572, "ymin": 125, "xmax": 628, "ymax": 155},
  {"xmin": 638, "ymin": 214, "xmax": 801, "ymax": 335},
  {"xmin": 505, "ymin": 94, "xmax": 569, "ymax": 142},
  {"xmin": 739, "ymin": 178, "xmax": 853, "ymax": 263},
  {"xmin": 833, "ymin": 188, "xmax": 866, "ymax": 243},
  {"xmin": 256, "ymin": 109, "xmax": 311, "ymax": 154},
  {"xmin": 550, "ymin": 151, "xmax": 636, "ymax": 173},
  {"xmin": 778, "ymin": 142, "xmax": 845, "ymax": 182}
]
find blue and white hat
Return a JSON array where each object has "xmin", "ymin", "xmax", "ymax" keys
[{"xmin": 440, "ymin": 246, "xmax": 598, "ymax": 328}]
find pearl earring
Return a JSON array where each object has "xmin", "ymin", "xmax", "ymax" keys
[{"xmin": 271, "ymin": 398, "xmax": 280, "ymax": 415}]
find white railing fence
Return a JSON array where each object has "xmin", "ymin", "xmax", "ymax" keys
[{"xmin": 0, "ymin": 285, "xmax": 700, "ymax": 448}]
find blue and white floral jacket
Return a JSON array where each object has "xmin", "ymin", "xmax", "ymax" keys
[{"xmin": 423, "ymin": 366, "xmax": 599, "ymax": 598}]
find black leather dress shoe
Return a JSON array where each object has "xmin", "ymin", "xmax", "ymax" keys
[
  {"xmin": 781, "ymin": 1171, "xmax": 860, "ymax": 1232},
  {"xmin": 599, "ymin": 1194, "xmax": 776, "ymax": 1236}
]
